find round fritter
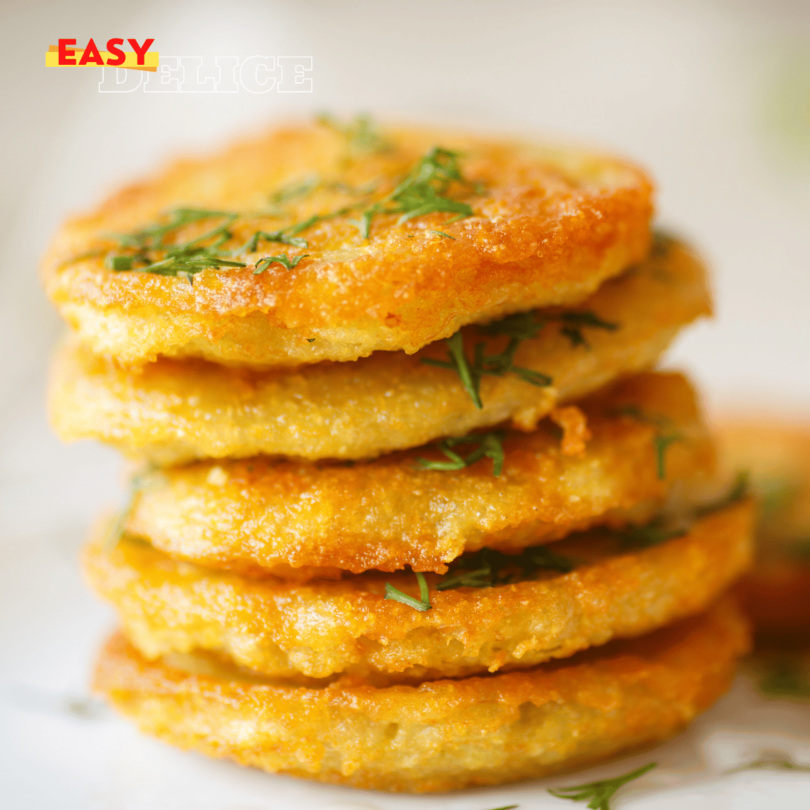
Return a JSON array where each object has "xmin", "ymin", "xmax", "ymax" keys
[
  {"xmin": 85, "ymin": 500, "xmax": 753, "ymax": 680},
  {"xmin": 117, "ymin": 373, "xmax": 716, "ymax": 577},
  {"xmin": 49, "ymin": 236, "xmax": 710, "ymax": 465},
  {"xmin": 717, "ymin": 419, "xmax": 810, "ymax": 638},
  {"xmin": 93, "ymin": 599, "xmax": 749, "ymax": 793},
  {"xmin": 42, "ymin": 119, "xmax": 653, "ymax": 368}
]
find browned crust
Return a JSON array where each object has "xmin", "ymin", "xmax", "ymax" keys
[
  {"xmin": 93, "ymin": 598, "xmax": 749, "ymax": 793},
  {"xmin": 116, "ymin": 372, "xmax": 716, "ymax": 576},
  {"xmin": 43, "ymin": 122, "xmax": 653, "ymax": 367},
  {"xmin": 85, "ymin": 501, "xmax": 753, "ymax": 680},
  {"xmin": 49, "ymin": 238, "xmax": 711, "ymax": 464}
]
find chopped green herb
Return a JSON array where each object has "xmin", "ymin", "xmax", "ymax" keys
[
  {"xmin": 758, "ymin": 656, "xmax": 810, "ymax": 700},
  {"xmin": 617, "ymin": 520, "xmax": 688, "ymax": 549},
  {"xmin": 422, "ymin": 324, "xmax": 552, "ymax": 410},
  {"xmin": 284, "ymin": 204, "xmax": 361, "ymax": 237},
  {"xmin": 653, "ymin": 433, "xmax": 681, "ymax": 479},
  {"xmin": 614, "ymin": 406, "xmax": 682, "ymax": 479},
  {"xmin": 325, "ymin": 179, "xmax": 381, "ymax": 197},
  {"xmin": 384, "ymin": 571, "xmax": 431, "ymax": 612},
  {"xmin": 480, "ymin": 311, "xmax": 544, "ymax": 341},
  {"xmin": 436, "ymin": 545, "xmax": 575, "ymax": 592},
  {"xmin": 105, "ymin": 468, "xmax": 158, "ymax": 552},
  {"xmin": 555, "ymin": 311, "xmax": 619, "ymax": 349},
  {"xmin": 651, "ymin": 228, "xmax": 677, "ymax": 258},
  {"xmin": 306, "ymin": 338, "xmax": 316, "ymax": 343},
  {"xmin": 431, "ymin": 230, "xmax": 456, "ymax": 239},
  {"xmin": 726, "ymin": 751, "xmax": 810, "ymax": 774},
  {"xmin": 107, "ymin": 255, "xmax": 137, "ymax": 271},
  {"xmin": 756, "ymin": 476, "xmax": 800, "ymax": 522},
  {"xmin": 422, "ymin": 331, "xmax": 483, "ymax": 408},
  {"xmin": 616, "ymin": 472, "xmax": 749, "ymax": 551},
  {"xmin": 241, "ymin": 230, "xmax": 308, "ymax": 251},
  {"xmin": 548, "ymin": 762, "xmax": 657, "ymax": 809},
  {"xmin": 268, "ymin": 175, "xmax": 320, "ymax": 208},
  {"xmin": 317, "ymin": 112, "xmax": 392, "ymax": 157},
  {"xmin": 111, "ymin": 207, "xmax": 237, "ymax": 250},
  {"xmin": 480, "ymin": 309, "xmax": 618, "ymax": 349},
  {"xmin": 104, "ymin": 208, "xmax": 244, "ymax": 281},
  {"xmin": 417, "ymin": 432, "xmax": 505, "ymax": 476},
  {"xmin": 357, "ymin": 146, "xmax": 481, "ymax": 238},
  {"xmin": 253, "ymin": 253, "xmax": 309, "ymax": 273}
]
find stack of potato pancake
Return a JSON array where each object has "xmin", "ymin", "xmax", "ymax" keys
[{"xmin": 44, "ymin": 118, "xmax": 754, "ymax": 793}]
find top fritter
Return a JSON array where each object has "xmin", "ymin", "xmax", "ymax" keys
[{"xmin": 42, "ymin": 117, "xmax": 654, "ymax": 368}]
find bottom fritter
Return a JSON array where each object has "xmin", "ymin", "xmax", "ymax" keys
[{"xmin": 94, "ymin": 597, "xmax": 749, "ymax": 793}]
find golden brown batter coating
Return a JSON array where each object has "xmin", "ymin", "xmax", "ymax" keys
[
  {"xmin": 85, "ymin": 500, "xmax": 753, "ymax": 680},
  {"xmin": 49, "ymin": 237, "xmax": 710, "ymax": 465},
  {"xmin": 43, "ymin": 120, "xmax": 653, "ymax": 367},
  {"xmin": 116, "ymin": 373, "xmax": 716, "ymax": 577},
  {"xmin": 93, "ymin": 598, "xmax": 749, "ymax": 793},
  {"xmin": 718, "ymin": 419, "xmax": 810, "ymax": 638}
]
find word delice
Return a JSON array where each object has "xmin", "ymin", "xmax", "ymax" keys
[{"xmin": 99, "ymin": 55, "xmax": 313, "ymax": 94}]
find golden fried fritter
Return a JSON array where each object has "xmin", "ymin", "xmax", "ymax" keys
[
  {"xmin": 116, "ymin": 373, "xmax": 716, "ymax": 577},
  {"xmin": 93, "ymin": 598, "xmax": 749, "ymax": 793},
  {"xmin": 43, "ymin": 120, "xmax": 653, "ymax": 367},
  {"xmin": 49, "ymin": 237, "xmax": 710, "ymax": 464},
  {"xmin": 718, "ymin": 420, "xmax": 810, "ymax": 638},
  {"xmin": 85, "ymin": 500, "xmax": 753, "ymax": 680}
]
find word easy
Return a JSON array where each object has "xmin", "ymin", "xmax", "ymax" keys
[{"xmin": 57, "ymin": 38, "xmax": 155, "ymax": 66}]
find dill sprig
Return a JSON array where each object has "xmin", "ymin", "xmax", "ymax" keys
[
  {"xmin": 253, "ymin": 253, "xmax": 309, "ymax": 273},
  {"xmin": 105, "ymin": 207, "xmax": 318, "ymax": 281},
  {"xmin": 652, "ymin": 434, "xmax": 681, "ymax": 478},
  {"xmin": 555, "ymin": 311, "xmax": 619, "ymax": 349},
  {"xmin": 111, "ymin": 207, "xmax": 237, "ymax": 250},
  {"xmin": 480, "ymin": 311, "xmax": 545, "ymax": 341},
  {"xmin": 104, "ymin": 468, "xmax": 157, "ymax": 552},
  {"xmin": 281, "ymin": 203, "xmax": 366, "ymax": 241},
  {"xmin": 423, "ymin": 307, "xmax": 615, "ymax": 410},
  {"xmin": 616, "ymin": 520, "xmax": 688, "ymax": 549},
  {"xmin": 317, "ymin": 112, "xmax": 392, "ymax": 157},
  {"xmin": 436, "ymin": 545, "xmax": 575, "ymax": 592},
  {"xmin": 758, "ymin": 656, "xmax": 810, "ymax": 700},
  {"xmin": 480, "ymin": 309, "xmax": 619, "ymax": 349},
  {"xmin": 267, "ymin": 175, "xmax": 320, "ymax": 210},
  {"xmin": 417, "ymin": 432, "xmax": 505, "ymax": 476},
  {"xmin": 384, "ymin": 571, "xmax": 431, "ymax": 612},
  {"xmin": 757, "ymin": 476, "xmax": 800, "ymax": 521},
  {"xmin": 614, "ymin": 406, "xmax": 682, "ymax": 479},
  {"xmin": 617, "ymin": 473, "xmax": 749, "ymax": 551},
  {"xmin": 548, "ymin": 762, "xmax": 657, "ymax": 809},
  {"xmin": 651, "ymin": 228, "xmax": 677, "ymax": 258},
  {"xmin": 355, "ymin": 146, "xmax": 481, "ymax": 238},
  {"xmin": 105, "ymin": 208, "xmax": 246, "ymax": 281},
  {"xmin": 423, "ymin": 327, "xmax": 552, "ymax": 410},
  {"xmin": 422, "ymin": 332, "xmax": 483, "ymax": 408},
  {"xmin": 240, "ymin": 230, "xmax": 308, "ymax": 251}
]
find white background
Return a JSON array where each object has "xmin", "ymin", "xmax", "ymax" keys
[{"xmin": 1, "ymin": 1, "xmax": 809, "ymax": 808}]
